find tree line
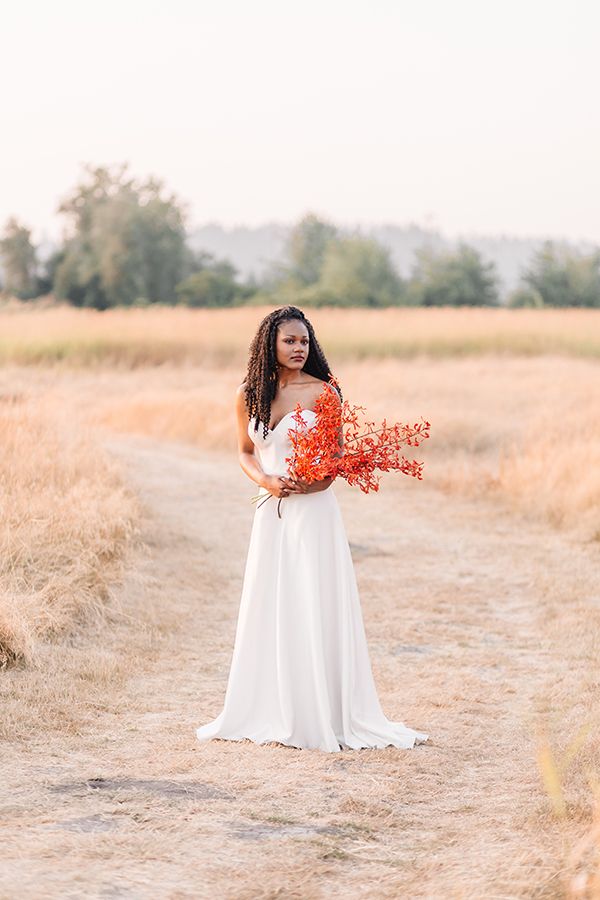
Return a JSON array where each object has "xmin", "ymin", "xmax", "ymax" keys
[{"xmin": 1, "ymin": 164, "xmax": 599, "ymax": 309}]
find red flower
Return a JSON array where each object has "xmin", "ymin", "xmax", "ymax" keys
[{"xmin": 285, "ymin": 373, "xmax": 431, "ymax": 493}]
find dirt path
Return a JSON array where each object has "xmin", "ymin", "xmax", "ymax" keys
[{"xmin": 3, "ymin": 434, "xmax": 599, "ymax": 899}]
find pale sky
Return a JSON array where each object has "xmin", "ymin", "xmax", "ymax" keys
[{"xmin": 2, "ymin": 0, "xmax": 599, "ymax": 244}]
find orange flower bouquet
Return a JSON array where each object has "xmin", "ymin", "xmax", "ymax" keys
[{"xmin": 251, "ymin": 375, "xmax": 431, "ymax": 518}]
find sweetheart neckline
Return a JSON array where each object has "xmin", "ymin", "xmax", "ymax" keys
[{"xmin": 252, "ymin": 408, "xmax": 317, "ymax": 434}]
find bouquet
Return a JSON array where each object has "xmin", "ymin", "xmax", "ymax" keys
[{"xmin": 251, "ymin": 375, "xmax": 431, "ymax": 517}]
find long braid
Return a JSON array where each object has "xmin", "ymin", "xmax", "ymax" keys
[{"xmin": 243, "ymin": 306, "xmax": 342, "ymax": 438}]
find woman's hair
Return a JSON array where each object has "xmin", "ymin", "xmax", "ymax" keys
[{"xmin": 243, "ymin": 305, "xmax": 341, "ymax": 438}]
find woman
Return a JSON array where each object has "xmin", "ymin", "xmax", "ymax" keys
[{"xmin": 195, "ymin": 305, "xmax": 429, "ymax": 752}]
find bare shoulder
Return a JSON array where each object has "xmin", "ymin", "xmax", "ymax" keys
[
  {"xmin": 235, "ymin": 382, "xmax": 248, "ymax": 413},
  {"xmin": 314, "ymin": 378, "xmax": 341, "ymax": 407},
  {"xmin": 297, "ymin": 374, "xmax": 333, "ymax": 405}
]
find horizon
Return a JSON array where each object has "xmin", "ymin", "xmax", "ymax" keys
[{"xmin": 33, "ymin": 213, "xmax": 600, "ymax": 250}]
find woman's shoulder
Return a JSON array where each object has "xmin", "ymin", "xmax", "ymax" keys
[
  {"xmin": 235, "ymin": 382, "xmax": 249, "ymax": 415},
  {"xmin": 312, "ymin": 377, "xmax": 341, "ymax": 405}
]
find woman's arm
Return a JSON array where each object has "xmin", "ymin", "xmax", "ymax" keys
[{"xmin": 235, "ymin": 385, "xmax": 300, "ymax": 497}]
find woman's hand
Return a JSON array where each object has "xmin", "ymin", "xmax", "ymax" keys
[
  {"xmin": 288, "ymin": 475, "xmax": 334, "ymax": 494},
  {"xmin": 261, "ymin": 474, "xmax": 303, "ymax": 498}
]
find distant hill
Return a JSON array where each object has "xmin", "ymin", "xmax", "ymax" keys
[
  {"xmin": 189, "ymin": 222, "xmax": 599, "ymax": 301},
  {"xmin": 188, "ymin": 222, "xmax": 289, "ymax": 286}
]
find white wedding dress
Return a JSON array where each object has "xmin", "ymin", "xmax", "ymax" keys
[{"xmin": 195, "ymin": 409, "xmax": 429, "ymax": 752}]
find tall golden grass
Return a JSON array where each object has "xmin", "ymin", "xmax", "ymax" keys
[
  {"xmin": 498, "ymin": 407, "xmax": 600, "ymax": 539},
  {"xmin": 538, "ymin": 729, "xmax": 600, "ymax": 897},
  {"xmin": 0, "ymin": 303, "xmax": 599, "ymax": 365},
  {"xmin": 82, "ymin": 355, "xmax": 600, "ymax": 541},
  {"xmin": 0, "ymin": 395, "xmax": 139, "ymax": 666}
]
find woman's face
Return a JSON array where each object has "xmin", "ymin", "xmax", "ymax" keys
[{"xmin": 275, "ymin": 320, "xmax": 309, "ymax": 372}]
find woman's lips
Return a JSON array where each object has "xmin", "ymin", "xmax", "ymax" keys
[{"xmin": 291, "ymin": 356, "xmax": 305, "ymax": 361}]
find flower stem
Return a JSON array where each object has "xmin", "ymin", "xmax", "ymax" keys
[
  {"xmin": 341, "ymin": 426, "xmax": 428, "ymax": 457},
  {"xmin": 256, "ymin": 493, "xmax": 272, "ymax": 511}
]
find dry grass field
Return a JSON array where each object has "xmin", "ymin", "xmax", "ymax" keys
[
  {"xmin": 1, "ymin": 304, "xmax": 599, "ymax": 898},
  {"xmin": 0, "ymin": 303, "xmax": 599, "ymax": 365},
  {"xmin": 5, "ymin": 354, "xmax": 597, "ymax": 541},
  {"xmin": 0, "ymin": 395, "xmax": 139, "ymax": 668}
]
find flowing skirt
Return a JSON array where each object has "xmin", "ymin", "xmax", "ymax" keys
[{"xmin": 196, "ymin": 486, "xmax": 429, "ymax": 752}]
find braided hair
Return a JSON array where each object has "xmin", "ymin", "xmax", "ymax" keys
[{"xmin": 243, "ymin": 305, "xmax": 342, "ymax": 438}]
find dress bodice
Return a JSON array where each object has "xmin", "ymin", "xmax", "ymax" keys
[{"xmin": 248, "ymin": 409, "xmax": 317, "ymax": 477}]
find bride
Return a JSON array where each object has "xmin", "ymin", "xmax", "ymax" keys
[{"xmin": 196, "ymin": 305, "xmax": 429, "ymax": 752}]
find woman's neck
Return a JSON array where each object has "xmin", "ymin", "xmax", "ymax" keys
[{"xmin": 276, "ymin": 368, "xmax": 307, "ymax": 389}]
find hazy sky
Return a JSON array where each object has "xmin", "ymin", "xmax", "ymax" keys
[{"xmin": 2, "ymin": 0, "xmax": 599, "ymax": 243}]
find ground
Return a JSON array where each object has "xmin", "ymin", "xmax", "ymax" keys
[{"xmin": 2, "ymin": 433, "xmax": 599, "ymax": 899}]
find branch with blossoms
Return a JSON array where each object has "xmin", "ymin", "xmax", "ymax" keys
[
  {"xmin": 287, "ymin": 374, "xmax": 430, "ymax": 491},
  {"xmin": 251, "ymin": 374, "xmax": 431, "ymax": 517}
]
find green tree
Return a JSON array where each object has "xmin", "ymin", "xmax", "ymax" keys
[
  {"xmin": 315, "ymin": 236, "xmax": 405, "ymax": 307},
  {"xmin": 520, "ymin": 241, "xmax": 600, "ymax": 307},
  {"xmin": 506, "ymin": 286, "xmax": 544, "ymax": 308},
  {"xmin": 54, "ymin": 164, "xmax": 190, "ymax": 308},
  {"xmin": 36, "ymin": 249, "xmax": 65, "ymax": 296},
  {"xmin": 175, "ymin": 254, "xmax": 242, "ymax": 307},
  {"xmin": 409, "ymin": 243, "xmax": 499, "ymax": 306},
  {"xmin": 0, "ymin": 218, "xmax": 38, "ymax": 298},
  {"xmin": 285, "ymin": 213, "xmax": 338, "ymax": 286}
]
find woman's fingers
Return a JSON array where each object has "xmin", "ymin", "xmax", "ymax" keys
[
  {"xmin": 287, "ymin": 477, "xmax": 308, "ymax": 493},
  {"xmin": 274, "ymin": 475, "xmax": 319, "ymax": 496}
]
